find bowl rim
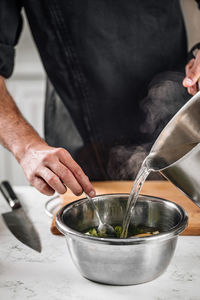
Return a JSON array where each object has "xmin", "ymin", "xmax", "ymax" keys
[{"xmin": 55, "ymin": 193, "xmax": 188, "ymax": 245}]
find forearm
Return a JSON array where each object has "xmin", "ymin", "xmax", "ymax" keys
[
  {"xmin": 0, "ymin": 76, "xmax": 95, "ymax": 197},
  {"xmin": 0, "ymin": 76, "xmax": 46, "ymax": 162}
]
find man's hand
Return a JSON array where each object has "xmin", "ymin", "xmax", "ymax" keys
[
  {"xmin": 183, "ymin": 50, "xmax": 200, "ymax": 95},
  {"xmin": 0, "ymin": 76, "xmax": 95, "ymax": 197},
  {"xmin": 19, "ymin": 143, "xmax": 95, "ymax": 197}
]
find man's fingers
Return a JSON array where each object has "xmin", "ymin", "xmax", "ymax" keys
[
  {"xmin": 186, "ymin": 59, "xmax": 199, "ymax": 95},
  {"xmin": 188, "ymin": 85, "xmax": 198, "ymax": 96},
  {"xmin": 21, "ymin": 144, "xmax": 96, "ymax": 197},
  {"xmin": 32, "ymin": 176, "xmax": 55, "ymax": 196},
  {"xmin": 185, "ymin": 58, "xmax": 195, "ymax": 74},
  {"xmin": 37, "ymin": 167, "xmax": 67, "ymax": 194},
  {"xmin": 183, "ymin": 59, "xmax": 195, "ymax": 87},
  {"xmin": 183, "ymin": 52, "xmax": 200, "ymax": 88},
  {"xmin": 188, "ymin": 87, "xmax": 194, "ymax": 95},
  {"xmin": 57, "ymin": 148, "xmax": 96, "ymax": 197},
  {"xmin": 48, "ymin": 161, "xmax": 83, "ymax": 196}
]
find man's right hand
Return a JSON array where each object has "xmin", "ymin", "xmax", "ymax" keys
[
  {"xmin": 19, "ymin": 142, "xmax": 96, "ymax": 197},
  {"xmin": 0, "ymin": 76, "xmax": 95, "ymax": 197}
]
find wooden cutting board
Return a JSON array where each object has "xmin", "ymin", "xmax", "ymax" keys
[{"xmin": 51, "ymin": 181, "xmax": 200, "ymax": 235}]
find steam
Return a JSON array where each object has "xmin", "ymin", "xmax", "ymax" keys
[
  {"xmin": 107, "ymin": 143, "xmax": 160, "ymax": 180},
  {"xmin": 139, "ymin": 72, "xmax": 190, "ymax": 138},
  {"xmin": 107, "ymin": 72, "xmax": 190, "ymax": 180}
]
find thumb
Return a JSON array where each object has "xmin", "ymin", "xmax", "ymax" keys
[
  {"xmin": 182, "ymin": 76, "xmax": 194, "ymax": 87},
  {"xmin": 183, "ymin": 66, "xmax": 199, "ymax": 87},
  {"xmin": 183, "ymin": 57, "xmax": 200, "ymax": 87}
]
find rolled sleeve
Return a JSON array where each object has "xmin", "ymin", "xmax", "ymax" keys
[
  {"xmin": 0, "ymin": 0, "xmax": 23, "ymax": 78},
  {"xmin": 0, "ymin": 43, "xmax": 15, "ymax": 78}
]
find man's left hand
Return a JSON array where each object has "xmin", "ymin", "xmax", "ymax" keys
[{"xmin": 183, "ymin": 50, "xmax": 200, "ymax": 95}]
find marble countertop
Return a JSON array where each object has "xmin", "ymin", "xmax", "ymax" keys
[{"xmin": 0, "ymin": 186, "xmax": 200, "ymax": 300}]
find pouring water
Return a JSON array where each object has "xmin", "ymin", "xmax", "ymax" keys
[
  {"xmin": 120, "ymin": 160, "xmax": 152, "ymax": 238},
  {"xmin": 121, "ymin": 89, "xmax": 200, "ymax": 237},
  {"xmin": 120, "ymin": 142, "xmax": 199, "ymax": 238}
]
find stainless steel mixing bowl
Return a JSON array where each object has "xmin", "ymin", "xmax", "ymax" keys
[{"xmin": 56, "ymin": 194, "xmax": 188, "ymax": 285}]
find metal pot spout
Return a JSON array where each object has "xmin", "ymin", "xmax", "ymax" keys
[{"xmin": 147, "ymin": 91, "xmax": 200, "ymax": 207}]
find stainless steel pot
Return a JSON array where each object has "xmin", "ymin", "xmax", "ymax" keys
[
  {"xmin": 146, "ymin": 91, "xmax": 200, "ymax": 207},
  {"xmin": 56, "ymin": 194, "xmax": 188, "ymax": 285}
]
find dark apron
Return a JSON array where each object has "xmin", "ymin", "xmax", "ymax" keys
[{"xmin": 40, "ymin": 1, "xmax": 188, "ymax": 179}]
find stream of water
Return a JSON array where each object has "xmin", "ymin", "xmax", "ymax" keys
[
  {"xmin": 120, "ymin": 162, "xmax": 151, "ymax": 238},
  {"xmin": 120, "ymin": 142, "xmax": 198, "ymax": 238}
]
